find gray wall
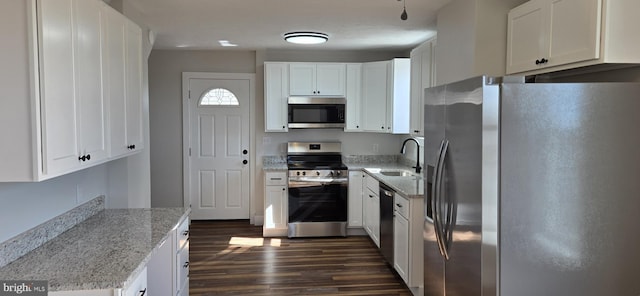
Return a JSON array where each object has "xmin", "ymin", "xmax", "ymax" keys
[{"xmin": 148, "ymin": 49, "xmax": 416, "ymax": 222}]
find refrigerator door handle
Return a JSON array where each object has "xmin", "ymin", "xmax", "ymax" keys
[
  {"xmin": 433, "ymin": 139, "xmax": 448, "ymax": 259},
  {"xmin": 436, "ymin": 139, "xmax": 451, "ymax": 260},
  {"xmin": 440, "ymin": 140, "xmax": 455, "ymax": 258}
]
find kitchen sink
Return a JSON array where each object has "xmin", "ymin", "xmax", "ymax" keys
[{"xmin": 379, "ymin": 170, "xmax": 418, "ymax": 177}]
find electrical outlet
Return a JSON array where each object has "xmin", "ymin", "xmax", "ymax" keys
[{"xmin": 373, "ymin": 144, "xmax": 379, "ymax": 153}]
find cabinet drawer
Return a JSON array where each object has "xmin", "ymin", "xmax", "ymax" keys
[
  {"xmin": 394, "ymin": 194, "xmax": 410, "ymax": 219},
  {"xmin": 176, "ymin": 217, "xmax": 189, "ymax": 251},
  {"xmin": 176, "ymin": 241, "xmax": 189, "ymax": 293},
  {"xmin": 365, "ymin": 173, "xmax": 379, "ymax": 192},
  {"xmin": 265, "ymin": 172, "xmax": 287, "ymax": 186}
]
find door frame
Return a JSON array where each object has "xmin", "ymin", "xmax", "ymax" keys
[{"xmin": 182, "ymin": 72, "xmax": 256, "ymax": 222}]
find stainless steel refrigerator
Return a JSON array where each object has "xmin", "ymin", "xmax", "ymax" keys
[{"xmin": 423, "ymin": 76, "xmax": 640, "ymax": 296}]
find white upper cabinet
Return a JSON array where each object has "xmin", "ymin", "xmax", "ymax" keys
[
  {"xmin": 344, "ymin": 63, "xmax": 363, "ymax": 132},
  {"xmin": 409, "ymin": 39, "xmax": 435, "ymax": 137},
  {"xmin": 0, "ymin": 0, "xmax": 143, "ymax": 182},
  {"xmin": 40, "ymin": 0, "xmax": 107, "ymax": 176},
  {"xmin": 361, "ymin": 59, "xmax": 410, "ymax": 134},
  {"xmin": 361, "ymin": 61, "xmax": 389, "ymax": 132},
  {"xmin": 507, "ymin": 0, "xmax": 640, "ymax": 75},
  {"xmin": 264, "ymin": 62, "xmax": 289, "ymax": 132},
  {"xmin": 289, "ymin": 63, "xmax": 346, "ymax": 96},
  {"xmin": 103, "ymin": 5, "xmax": 144, "ymax": 157},
  {"xmin": 124, "ymin": 19, "xmax": 144, "ymax": 153}
]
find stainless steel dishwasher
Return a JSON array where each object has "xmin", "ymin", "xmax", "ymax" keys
[{"xmin": 379, "ymin": 183, "xmax": 395, "ymax": 265}]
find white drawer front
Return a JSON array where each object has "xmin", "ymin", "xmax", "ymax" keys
[
  {"xmin": 176, "ymin": 217, "xmax": 189, "ymax": 250},
  {"xmin": 365, "ymin": 174, "xmax": 379, "ymax": 192},
  {"xmin": 395, "ymin": 194, "xmax": 409, "ymax": 219},
  {"xmin": 265, "ymin": 172, "xmax": 287, "ymax": 186},
  {"xmin": 176, "ymin": 241, "xmax": 190, "ymax": 293}
]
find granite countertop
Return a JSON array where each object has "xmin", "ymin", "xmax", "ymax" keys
[
  {"xmin": 262, "ymin": 155, "xmax": 424, "ymax": 198},
  {"xmin": 0, "ymin": 207, "xmax": 189, "ymax": 292}
]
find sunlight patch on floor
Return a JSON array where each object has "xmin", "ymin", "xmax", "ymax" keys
[{"xmin": 229, "ymin": 236, "xmax": 264, "ymax": 246}]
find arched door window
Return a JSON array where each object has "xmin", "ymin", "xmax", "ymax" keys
[{"xmin": 199, "ymin": 88, "xmax": 239, "ymax": 106}]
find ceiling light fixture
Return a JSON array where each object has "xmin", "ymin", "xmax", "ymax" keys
[
  {"xmin": 399, "ymin": 0, "xmax": 408, "ymax": 20},
  {"xmin": 284, "ymin": 32, "xmax": 329, "ymax": 45}
]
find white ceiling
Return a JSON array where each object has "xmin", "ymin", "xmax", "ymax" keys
[{"xmin": 125, "ymin": 0, "xmax": 453, "ymax": 51}]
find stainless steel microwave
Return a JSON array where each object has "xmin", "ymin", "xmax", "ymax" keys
[{"xmin": 287, "ymin": 97, "xmax": 346, "ymax": 129}]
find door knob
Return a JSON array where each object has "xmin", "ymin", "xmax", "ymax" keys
[{"xmin": 243, "ymin": 160, "xmax": 248, "ymax": 165}]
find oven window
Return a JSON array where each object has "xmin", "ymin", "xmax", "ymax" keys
[{"xmin": 288, "ymin": 183, "xmax": 347, "ymax": 222}]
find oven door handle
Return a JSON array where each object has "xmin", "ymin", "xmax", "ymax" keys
[{"xmin": 288, "ymin": 178, "xmax": 349, "ymax": 185}]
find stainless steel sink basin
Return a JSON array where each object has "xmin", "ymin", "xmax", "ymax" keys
[{"xmin": 379, "ymin": 170, "xmax": 418, "ymax": 177}]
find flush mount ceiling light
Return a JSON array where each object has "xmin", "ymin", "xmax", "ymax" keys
[{"xmin": 284, "ymin": 32, "xmax": 329, "ymax": 45}]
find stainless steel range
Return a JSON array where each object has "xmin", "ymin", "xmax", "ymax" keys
[{"xmin": 287, "ymin": 142, "xmax": 348, "ymax": 238}]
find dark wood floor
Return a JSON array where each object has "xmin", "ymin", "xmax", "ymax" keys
[{"xmin": 189, "ymin": 220, "xmax": 412, "ymax": 295}]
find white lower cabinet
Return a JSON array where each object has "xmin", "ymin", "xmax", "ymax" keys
[
  {"xmin": 347, "ymin": 171, "xmax": 365, "ymax": 227},
  {"xmin": 146, "ymin": 215, "xmax": 189, "ymax": 296},
  {"xmin": 393, "ymin": 194, "xmax": 423, "ymax": 288},
  {"xmin": 264, "ymin": 172, "xmax": 288, "ymax": 237},
  {"xmin": 363, "ymin": 173, "xmax": 380, "ymax": 247},
  {"xmin": 393, "ymin": 196, "xmax": 410, "ymax": 283},
  {"xmin": 122, "ymin": 268, "xmax": 147, "ymax": 296}
]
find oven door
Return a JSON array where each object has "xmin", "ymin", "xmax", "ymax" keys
[{"xmin": 288, "ymin": 178, "xmax": 348, "ymax": 223}]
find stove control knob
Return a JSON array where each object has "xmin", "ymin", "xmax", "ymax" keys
[
  {"xmin": 302, "ymin": 171, "xmax": 306, "ymax": 176},
  {"xmin": 316, "ymin": 171, "xmax": 320, "ymax": 176},
  {"xmin": 336, "ymin": 171, "xmax": 341, "ymax": 176},
  {"xmin": 330, "ymin": 171, "xmax": 334, "ymax": 176},
  {"xmin": 296, "ymin": 171, "xmax": 300, "ymax": 176}
]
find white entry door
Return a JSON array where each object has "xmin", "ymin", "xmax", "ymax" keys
[{"xmin": 185, "ymin": 73, "xmax": 252, "ymax": 220}]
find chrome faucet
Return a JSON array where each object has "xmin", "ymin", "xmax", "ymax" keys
[{"xmin": 400, "ymin": 138, "xmax": 422, "ymax": 174}]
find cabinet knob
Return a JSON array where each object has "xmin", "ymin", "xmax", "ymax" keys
[
  {"xmin": 138, "ymin": 288, "xmax": 147, "ymax": 296},
  {"xmin": 356, "ymin": 125, "xmax": 359, "ymax": 128},
  {"xmin": 86, "ymin": 154, "xmax": 91, "ymax": 161},
  {"xmin": 243, "ymin": 160, "xmax": 248, "ymax": 165},
  {"xmin": 414, "ymin": 130, "xmax": 420, "ymax": 133},
  {"xmin": 282, "ymin": 125, "xmax": 286, "ymax": 129},
  {"xmin": 282, "ymin": 188, "xmax": 286, "ymax": 191},
  {"xmin": 381, "ymin": 126, "xmax": 384, "ymax": 129},
  {"xmin": 183, "ymin": 261, "xmax": 190, "ymax": 268},
  {"xmin": 243, "ymin": 149, "xmax": 248, "ymax": 155},
  {"xmin": 183, "ymin": 230, "xmax": 189, "ymax": 236},
  {"xmin": 78, "ymin": 155, "xmax": 86, "ymax": 161}
]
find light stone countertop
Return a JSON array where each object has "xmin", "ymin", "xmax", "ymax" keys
[
  {"xmin": 0, "ymin": 207, "xmax": 189, "ymax": 292},
  {"xmin": 347, "ymin": 163, "xmax": 425, "ymax": 199}
]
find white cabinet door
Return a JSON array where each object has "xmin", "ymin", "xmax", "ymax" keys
[
  {"xmin": 315, "ymin": 64, "xmax": 346, "ymax": 96},
  {"xmin": 394, "ymin": 212, "xmax": 409, "ymax": 283},
  {"xmin": 289, "ymin": 63, "xmax": 316, "ymax": 95},
  {"xmin": 387, "ymin": 58, "xmax": 410, "ymax": 134},
  {"xmin": 410, "ymin": 41, "xmax": 434, "ymax": 137},
  {"xmin": 146, "ymin": 232, "xmax": 175, "ymax": 296},
  {"xmin": 547, "ymin": 0, "xmax": 601, "ymax": 67},
  {"xmin": 264, "ymin": 172, "xmax": 288, "ymax": 236},
  {"xmin": 361, "ymin": 61, "xmax": 389, "ymax": 133},
  {"xmin": 507, "ymin": 0, "xmax": 602, "ymax": 74},
  {"xmin": 39, "ymin": 0, "xmax": 81, "ymax": 176},
  {"xmin": 370, "ymin": 194, "xmax": 380, "ymax": 247},
  {"xmin": 125, "ymin": 20, "xmax": 144, "ymax": 152},
  {"xmin": 506, "ymin": 0, "xmax": 547, "ymax": 74},
  {"xmin": 347, "ymin": 171, "xmax": 364, "ymax": 227},
  {"xmin": 264, "ymin": 63, "xmax": 288, "ymax": 132},
  {"xmin": 75, "ymin": 0, "xmax": 107, "ymax": 164},
  {"xmin": 289, "ymin": 63, "xmax": 346, "ymax": 96},
  {"xmin": 102, "ymin": 5, "xmax": 128, "ymax": 156},
  {"xmin": 344, "ymin": 63, "xmax": 362, "ymax": 132}
]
